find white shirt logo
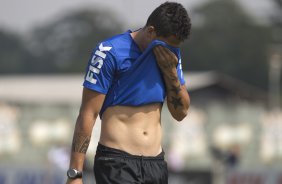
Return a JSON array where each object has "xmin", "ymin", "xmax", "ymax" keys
[{"xmin": 86, "ymin": 43, "xmax": 112, "ymax": 84}]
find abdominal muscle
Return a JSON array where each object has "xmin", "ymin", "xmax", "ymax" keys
[{"xmin": 99, "ymin": 103, "xmax": 163, "ymax": 156}]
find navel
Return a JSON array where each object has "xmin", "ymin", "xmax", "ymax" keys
[{"xmin": 143, "ymin": 131, "xmax": 148, "ymax": 136}]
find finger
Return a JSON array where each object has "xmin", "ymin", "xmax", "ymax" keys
[
  {"xmin": 153, "ymin": 46, "xmax": 164, "ymax": 59},
  {"xmin": 157, "ymin": 47, "xmax": 168, "ymax": 61},
  {"xmin": 159, "ymin": 47, "xmax": 177, "ymax": 60},
  {"xmin": 153, "ymin": 46, "xmax": 163, "ymax": 53},
  {"xmin": 155, "ymin": 46, "xmax": 169, "ymax": 58},
  {"xmin": 156, "ymin": 47, "xmax": 175, "ymax": 63},
  {"xmin": 154, "ymin": 46, "xmax": 178, "ymax": 64},
  {"xmin": 159, "ymin": 46, "xmax": 171, "ymax": 53},
  {"xmin": 153, "ymin": 46, "xmax": 160, "ymax": 55},
  {"xmin": 153, "ymin": 47, "xmax": 160, "ymax": 59},
  {"xmin": 157, "ymin": 46, "xmax": 169, "ymax": 57}
]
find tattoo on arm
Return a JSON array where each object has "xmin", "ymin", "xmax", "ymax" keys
[
  {"xmin": 164, "ymin": 63, "xmax": 175, "ymax": 68},
  {"xmin": 72, "ymin": 133, "xmax": 91, "ymax": 153},
  {"xmin": 170, "ymin": 84, "xmax": 181, "ymax": 95},
  {"xmin": 169, "ymin": 76, "xmax": 178, "ymax": 82},
  {"xmin": 169, "ymin": 97, "xmax": 183, "ymax": 109},
  {"xmin": 160, "ymin": 62, "xmax": 175, "ymax": 69}
]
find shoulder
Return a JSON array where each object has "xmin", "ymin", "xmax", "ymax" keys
[{"xmin": 97, "ymin": 31, "xmax": 132, "ymax": 58}]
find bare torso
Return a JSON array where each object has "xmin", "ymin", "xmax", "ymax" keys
[{"xmin": 99, "ymin": 103, "xmax": 163, "ymax": 156}]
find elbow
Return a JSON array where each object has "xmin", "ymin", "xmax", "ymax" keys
[
  {"xmin": 170, "ymin": 93, "xmax": 190, "ymax": 122},
  {"xmin": 176, "ymin": 99, "xmax": 190, "ymax": 121},
  {"xmin": 173, "ymin": 109, "xmax": 188, "ymax": 122},
  {"xmin": 79, "ymin": 106, "xmax": 99, "ymax": 121}
]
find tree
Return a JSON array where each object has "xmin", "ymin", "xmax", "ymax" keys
[
  {"xmin": 271, "ymin": 0, "xmax": 282, "ymax": 43},
  {"xmin": 0, "ymin": 30, "xmax": 34, "ymax": 74},
  {"xmin": 182, "ymin": 0, "xmax": 271, "ymax": 89},
  {"xmin": 27, "ymin": 8, "xmax": 123, "ymax": 73}
]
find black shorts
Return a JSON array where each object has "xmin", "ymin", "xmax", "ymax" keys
[{"xmin": 94, "ymin": 143, "xmax": 168, "ymax": 184}]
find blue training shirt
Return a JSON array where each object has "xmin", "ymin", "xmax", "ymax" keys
[{"xmin": 83, "ymin": 30, "xmax": 185, "ymax": 118}]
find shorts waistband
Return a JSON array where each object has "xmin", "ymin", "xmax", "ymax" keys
[{"xmin": 96, "ymin": 143, "xmax": 165, "ymax": 160}]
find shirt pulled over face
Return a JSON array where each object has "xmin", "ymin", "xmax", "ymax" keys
[{"xmin": 83, "ymin": 30, "xmax": 185, "ymax": 118}]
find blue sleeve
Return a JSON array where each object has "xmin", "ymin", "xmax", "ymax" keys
[
  {"xmin": 83, "ymin": 43, "xmax": 116, "ymax": 94},
  {"xmin": 177, "ymin": 58, "xmax": 185, "ymax": 85}
]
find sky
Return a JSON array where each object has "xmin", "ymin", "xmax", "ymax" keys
[{"xmin": 0, "ymin": 0, "xmax": 275, "ymax": 33}]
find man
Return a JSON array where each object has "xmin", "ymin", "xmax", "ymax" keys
[{"xmin": 66, "ymin": 2, "xmax": 191, "ymax": 184}]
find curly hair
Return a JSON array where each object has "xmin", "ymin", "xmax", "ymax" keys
[{"xmin": 146, "ymin": 1, "xmax": 191, "ymax": 41}]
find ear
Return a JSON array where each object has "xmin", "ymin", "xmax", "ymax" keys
[{"xmin": 145, "ymin": 26, "xmax": 157, "ymax": 39}]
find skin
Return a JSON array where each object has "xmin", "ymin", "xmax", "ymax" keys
[{"xmin": 66, "ymin": 26, "xmax": 190, "ymax": 184}]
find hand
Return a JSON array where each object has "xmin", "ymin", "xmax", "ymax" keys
[
  {"xmin": 153, "ymin": 46, "xmax": 178, "ymax": 74},
  {"xmin": 66, "ymin": 178, "xmax": 83, "ymax": 184}
]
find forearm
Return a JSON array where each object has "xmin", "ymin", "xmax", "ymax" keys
[
  {"xmin": 162, "ymin": 68, "xmax": 190, "ymax": 121},
  {"xmin": 152, "ymin": 46, "xmax": 190, "ymax": 121},
  {"xmin": 69, "ymin": 113, "xmax": 96, "ymax": 170}
]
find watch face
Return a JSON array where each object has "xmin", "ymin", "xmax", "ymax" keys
[
  {"xmin": 67, "ymin": 169, "xmax": 82, "ymax": 179},
  {"xmin": 67, "ymin": 169, "xmax": 77, "ymax": 178}
]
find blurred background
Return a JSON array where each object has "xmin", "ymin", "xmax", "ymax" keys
[{"xmin": 0, "ymin": 0, "xmax": 282, "ymax": 183}]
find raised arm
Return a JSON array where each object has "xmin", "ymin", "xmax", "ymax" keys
[
  {"xmin": 153, "ymin": 46, "xmax": 190, "ymax": 121},
  {"xmin": 66, "ymin": 88, "xmax": 105, "ymax": 184}
]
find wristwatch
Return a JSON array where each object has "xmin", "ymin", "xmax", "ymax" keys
[{"xmin": 67, "ymin": 168, "xmax": 83, "ymax": 179}]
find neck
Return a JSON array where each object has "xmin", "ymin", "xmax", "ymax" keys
[{"xmin": 130, "ymin": 29, "xmax": 147, "ymax": 51}]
